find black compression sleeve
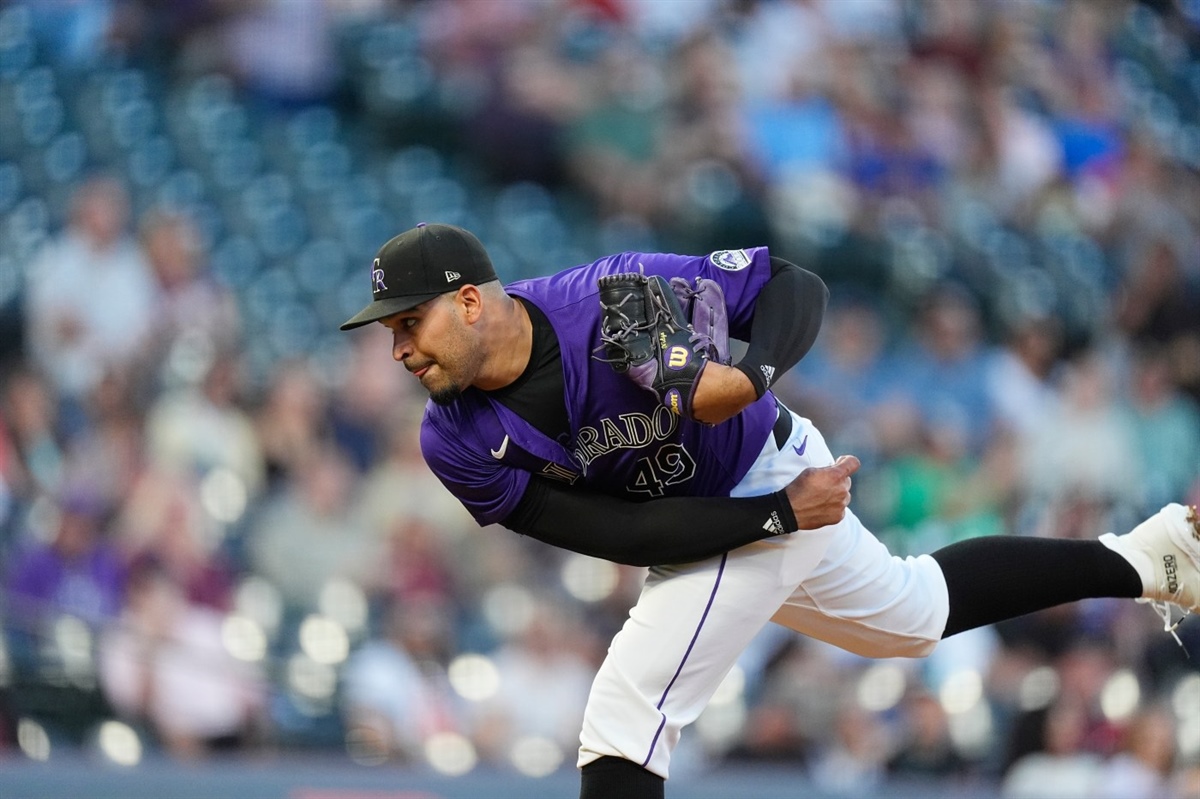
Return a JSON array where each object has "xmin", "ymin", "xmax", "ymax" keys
[
  {"xmin": 502, "ymin": 479, "xmax": 798, "ymax": 567},
  {"xmin": 932, "ymin": 537, "xmax": 1142, "ymax": 638},
  {"xmin": 733, "ymin": 257, "xmax": 829, "ymax": 399}
]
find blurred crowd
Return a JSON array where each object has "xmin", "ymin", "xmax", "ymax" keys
[{"xmin": 0, "ymin": 0, "xmax": 1199, "ymax": 796}]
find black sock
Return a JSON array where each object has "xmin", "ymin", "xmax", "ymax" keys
[
  {"xmin": 580, "ymin": 756, "xmax": 664, "ymax": 799},
  {"xmin": 932, "ymin": 536, "xmax": 1143, "ymax": 638}
]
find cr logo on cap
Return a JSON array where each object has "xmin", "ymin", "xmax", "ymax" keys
[{"xmin": 372, "ymin": 258, "xmax": 387, "ymax": 294}]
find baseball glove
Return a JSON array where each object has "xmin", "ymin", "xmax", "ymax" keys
[
  {"xmin": 595, "ymin": 272, "xmax": 729, "ymax": 418},
  {"xmin": 670, "ymin": 276, "xmax": 731, "ymax": 367}
]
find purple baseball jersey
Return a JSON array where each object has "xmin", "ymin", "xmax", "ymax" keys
[{"xmin": 420, "ymin": 248, "xmax": 779, "ymax": 527}]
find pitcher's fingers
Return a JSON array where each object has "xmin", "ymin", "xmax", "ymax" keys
[{"xmin": 832, "ymin": 454, "xmax": 861, "ymax": 476}]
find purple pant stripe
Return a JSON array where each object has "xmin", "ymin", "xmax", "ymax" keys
[{"xmin": 640, "ymin": 553, "xmax": 728, "ymax": 768}]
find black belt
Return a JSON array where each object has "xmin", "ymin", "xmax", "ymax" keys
[{"xmin": 772, "ymin": 397, "xmax": 793, "ymax": 450}]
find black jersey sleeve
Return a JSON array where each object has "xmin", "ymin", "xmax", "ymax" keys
[
  {"xmin": 732, "ymin": 257, "xmax": 829, "ymax": 399},
  {"xmin": 501, "ymin": 478, "xmax": 798, "ymax": 567}
]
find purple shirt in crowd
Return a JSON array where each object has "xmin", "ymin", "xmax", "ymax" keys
[{"xmin": 6, "ymin": 543, "xmax": 126, "ymax": 626}]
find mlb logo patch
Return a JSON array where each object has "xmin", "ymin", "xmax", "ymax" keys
[{"xmin": 709, "ymin": 249, "xmax": 751, "ymax": 271}]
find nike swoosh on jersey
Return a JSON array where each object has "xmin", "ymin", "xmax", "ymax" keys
[
  {"xmin": 793, "ymin": 435, "xmax": 808, "ymax": 457},
  {"xmin": 490, "ymin": 435, "xmax": 510, "ymax": 460}
]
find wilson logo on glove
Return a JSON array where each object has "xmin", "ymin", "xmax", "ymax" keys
[{"xmin": 667, "ymin": 347, "xmax": 690, "ymax": 370}]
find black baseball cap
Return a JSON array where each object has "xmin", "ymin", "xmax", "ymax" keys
[{"xmin": 339, "ymin": 222, "xmax": 497, "ymax": 330}]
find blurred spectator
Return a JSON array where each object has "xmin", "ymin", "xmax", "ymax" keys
[
  {"xmin": 245, "ymin": 443, "xmax": 383, "ymax": 612},
  {"xmin": 1107, "ymin": 103, "xmax": 1194, "ymax": 240},
  {"xmin": 1051, "ymin": 640, "xmax": 1125, "ymax": 755},
  {"xmin": 58, "ymin": 369, "xmax": 145, "ymax": 517},
  {"xmin": 253, "ymin": 358, "xmax": 330, "ymax": 492},
  {"xmin": 980, "ymin": 643, "xmax": 1049, "ymax": 765},
  {"xmin": 741, "ymin": 23, "xmax": 846, "ymax": 177},
  {"xmin": 1092, "ymin": 706, "xmax": 1177, "ymax": 799},
  {"xmin": 1020, "ymin": 349, "xmax": 1142, "ymax": 513},
  {"xmin": 1115, "ymin": 237, "xmax": 1200, "ymax": 347},
  {"xmin": 135, "ymin": 209, "xmax": 242, "ymax": 399},
  {"xmin": 16, "ymin": 0, "xmax": 120, "ymax": 68},
  {"xmin": 384, "ymin": 515, "xmax": 458, "ymax": 607},
  {"xmin": 420, "ymin": 0, "xmax": 579, "ymax": 186},
  {"xmin": 4, "ymin": 487, "xmax": 123, "ymax": 626},
  {"xmin": 220, "ymin": 0, "xmax": 342, "ymax": 111},
  {"xmin": 809, "ymin": 701, "xmax": 888, "ymax": 797},
  {"xmin": 357, "ymin": 409, "xmax": 476, "ymax": 546},
  {"xmin": 97, "ymin": 558, "xmax": 265, "ymax": 758},
  {"xmin": 871, "ymin": 413, "xmax": 1006, "ymax": 556},
  {"xmin": 329, "ymin": 324, "xmax": 412, "ymax": 473},
  {"xmin": 886, "ymin": 689, "xmax": 968, "ymax": 780},
  {"xmin": 1000, "ymin": 697, "xmax": 1103, "ymax": 799},
  {"xmin": 1038, "ymin": 3, "xmax": 1124, "ymax": 204},
  {"xmin": 889, "ymin": 284, "xmax": 995, "ymax": 454},
  {"xmin": 657, "ymin": 27, "xmax": 771, "ymax": 248},
  {"xmin": 144, "ymin": 351, "xmax": 265, "ymax": 500},
  {"xmin": 341, "ymin": 593, "xmax": 465, "ymax": 764},
  {"xmin": 473, "ymin": 600, "xmax": 596, "ymax": 765},
  {"xmin": 115, "ymin": 468, "xmax": 236, "ymax": 611},
  {"xmin": 972, "ymin": 79, "xmax": 1062, "ymax": 219},
  {"xmin": 0, "ymin": 365, "xmax": 65, "ymax": 503},
  {"xmin": 22, "ymin": 175, "xmax": 157, "ymax": 434},
  {"xmin": 1114, "ymin": 235, "xmax": 1200, "ymax": 404},
  {"xmin": 466, "ymin": 42, "xmax": 581, "ymax": 188},
  {"xmin": 726, "ymin": 636, "xmax": 848, "ymax": 769},
  {"xmin": 838, "ymin": 47, "xmax": 941, "ymax": 218},
  {"xmin": 561, "ymin": 33, "xmax": 667, "ymax": 222},
  {"xmin": 4, "ymin": 488, "xmax": 125, "ymax": 675},
  {"xmin": 124, "ymin": 0, "xmax": 229, "ymax": 74},
  {"xmin": 985, "ymin": 313, "xmax": 1064, "ymax": 440},
  {"xmin": 1120, "ymin": 343, "xmax": 1200, "ymax": 514},
  {"xmin": 723, "ymin": 699, "xmax": 809, "ymax": 766},
  {"xmin": 727, "ymin": 0, "xmax": 830, "ymax": 109},
  {"xmin": 782, "ymin": 292, "xmax": 895, "ymax": 445}
]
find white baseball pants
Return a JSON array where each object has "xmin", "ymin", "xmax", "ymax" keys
[{"xmin": 577, "ymin": 406, "xmax": 951, "ymax": 779}]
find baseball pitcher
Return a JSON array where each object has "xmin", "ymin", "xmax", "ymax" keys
[{"xmin": 340, "ymin": 222, "xmax": 1200, "ymax": 799}]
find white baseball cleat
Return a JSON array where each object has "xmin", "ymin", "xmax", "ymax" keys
[{"xmin": 1101, "ymin": 503, "xmax": 1200, "ymax": 643}]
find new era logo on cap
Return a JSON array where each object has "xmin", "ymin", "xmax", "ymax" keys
[{"xmin": 339, "ymin": 223, "xmax": 499, "ymax": 331}]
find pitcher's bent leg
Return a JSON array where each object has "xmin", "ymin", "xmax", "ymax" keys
[{"xmin": 772, "ymin": 509, "xmax": 951, "ymax": 659}]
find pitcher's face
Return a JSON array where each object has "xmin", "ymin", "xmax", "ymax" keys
[{"xmin": 381, "ymin": 294, "xmax": 483, "ymax": 405}]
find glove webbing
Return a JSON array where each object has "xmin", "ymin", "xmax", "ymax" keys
[{"xmin": 669, "ymin": 278, "xmax": 723, "ymax": 365}]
